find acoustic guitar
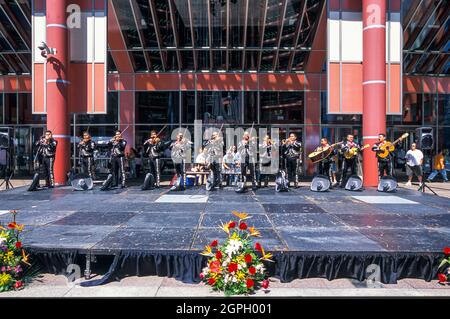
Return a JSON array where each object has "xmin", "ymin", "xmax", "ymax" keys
[
  {"xmin": 375, "ymin": 133, "xmax": 409, "ymax": 159},
  {"xmin": 308, "ymin": 141, "xmax": 343, "ymax": 163},
  {"xmin": 343, "ymin": 144, "xmax": 370, "ymax": 159}
]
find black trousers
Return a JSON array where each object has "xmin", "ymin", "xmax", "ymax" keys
[
  {"xmin": 259, "ymin": 169, "xmax": 270, "ymax": 186},
  {"xmin": 111, "ymin": 156, "xmax": 126, "ymax": 187},
  {"xmin": 41, "ymin": 157, "xmax": 55, "ymax": 186},
  {"xmin": 241, "ymin": 161, "xmax": 256, "ymax": 185},
  {"xmin": 210, "ymin": 162, "xmax": 221, "ymax": 186},
  {"xmin": 286, "ymin": 158, "xmax": 299, "ymax": 184},
  {"xmin": 318, "ymin": 160, "xmax": 331, "ymax": 180},
  {"xmin": 147, "ymin": 158, "xmax": 161, "ymax": 187},
  {"xmin": 81, "ymin": 157, "xmax": 95, "ymax": 178},
  {"xmin": 378, "ymin": 159, "xmax": 393, "ymax": 178},
  {"xmin": 340, "ymin": 158, "xmax": 357, "ymax": 186}
]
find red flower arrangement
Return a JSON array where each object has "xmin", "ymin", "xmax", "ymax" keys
[{"xmin": 200, "ymin": 211, "xmax": 273, "ymax": 296}]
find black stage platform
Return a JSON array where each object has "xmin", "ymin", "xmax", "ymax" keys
[{"xmin": 0, "ymin": 184, "xmax": 448, "ymax": 285}]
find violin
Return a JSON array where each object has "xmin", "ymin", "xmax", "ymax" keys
[
  {"xmin": 145, "ymin": 136, "xmax": 160, "ymax": 145},
  {"xmin": 152, "ymin": 136, "xmax": 161, "ymax": 144},
  {"xmin": 80, "ymin": 136, "xmax": 90, "ymax": 145}
]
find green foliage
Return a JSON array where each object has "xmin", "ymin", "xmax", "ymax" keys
[{"xmin": 0, "ymin": 210, "xmax": 30, "ymax": 292}]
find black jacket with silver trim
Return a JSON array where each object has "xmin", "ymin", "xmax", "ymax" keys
[
  {"xmin": 36, "ymin": 138, "xmax": 58, "ymax": 158},
  {"xmin": 170, "ymin": 140, "xmax": 192, "ymax": 161},
  {"xmin": 203, "ymin": 138, "xmax": 224, "ymax": 163},
  {"xmin": 237, "ymin": 139, "xmax": 257, "ymax": 161},
  {"xmin": 283, "ymin": 140, "xmax": 302, "ymax": 160},
  {"xmin": 77, "ymin": 139, "xmax": 96, "ymax": 158},
  {"xmin": 143, "ymin": 140, "xmax": 163, "ymax": 159},
  {"xmin": 108, "ymin": 139, "xmax": 127, "ymax": 158}
]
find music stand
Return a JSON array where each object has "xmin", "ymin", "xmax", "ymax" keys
[
  {"xmin": 418, "ymin": 181, "xmax": 437, "ymax": 196},
  {"xmin": 0, "ymin": 147, "xmax": 14, "ymax": 190}
]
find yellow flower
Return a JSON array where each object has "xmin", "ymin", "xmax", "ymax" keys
[
  {"xmin": 200, "ymin": 245, "xmax": 214, "ymax": 257},
  {"xmin": 219, "ymin": 221, "xmax": 230, "ymax": 236},
  {"xmin": 230, "ymin": 232, "xmax": 240, "ymax": 240},
  {"xmin": 231, "ymin": 211, "xmax": 251, "ymax": 221},
  {"xmin": 21, "ymin": 249, "xmax": 31, "ymax": 266},
  {"xmin": 235, "ymin": 255, "xmax": 245, "ymax": 264},
  {"xmin": 236, "ymin": 271, "xmax": 246, "ymax": 281},
  {"xmin": 259, "ymin": 246, "xmax": 274, "ymax": 262},
  {"xmin": 0, "ymin": 273, "xmax": 12, "ymax": 286},
  {"xmin": 3, "ymin": 251, "xmax": 14, "ymax": 263},
  {"xmin": 248, "ymin": 227, "xmax": 261, "ymax": 237}
]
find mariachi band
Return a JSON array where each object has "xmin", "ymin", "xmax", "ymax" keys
[{"xmin": 31, "ymin": 127, "xmax": 408, "ymax": 191}]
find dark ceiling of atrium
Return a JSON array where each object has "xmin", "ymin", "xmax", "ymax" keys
[
  {"xmin": 109, "ymin": 0, "xmax": 324, "ymax": 72},
  {"xmin": 0, "ymin": 0, "xmax": 448, "ymax": 77}
]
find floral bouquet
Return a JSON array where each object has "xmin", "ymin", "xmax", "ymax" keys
[
  {"xmin": 200, "ymin": 211, "xmax": 273, "ymax": 296},
  {"xmin": 0, "ymin": 210, "xmax": 31, "ymax": 292},
  {"xmin": 438, "ymin": 247, "xmax": 450, "ymax": 285}
]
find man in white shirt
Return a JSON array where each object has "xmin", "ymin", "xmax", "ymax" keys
[
  {"xmin": 222, "ymin": 148, "xmax": 236, "ymax": 186},
  {"xmin": 405, "ymin": 143, "xmax": 423, "ymax": 186}
]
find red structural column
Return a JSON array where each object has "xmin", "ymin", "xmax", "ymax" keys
[
  {"xmin": 45, "ymin": 0, "xmax": 70, "ymax": 185},
  {"xmin": 362, "ymin": 0, "xmax": 386, "ymax": 187}
]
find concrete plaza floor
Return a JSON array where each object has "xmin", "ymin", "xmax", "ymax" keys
[{"xmin": 1, "ymin": 273, "xmax": 449, "ymax": 297}]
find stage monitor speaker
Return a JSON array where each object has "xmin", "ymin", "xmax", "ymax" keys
[
  {"xmin": 310, "ymin": 175, "xmax": 331, "ymax": 192},
  {"xmin": 27, "ymin": 173, "xmax": 40, "ymax": 192},
  {"xmin": 0, "ymin": 134, "xmax": 8, "ymax": 149},
  {"xmin": 141, "ymin": 173, "xmax": 155, "ymax": 190},
  {"xmin": 100, "ymin": 174, "xmax": 113, "ymax": 191},
  {"xmin": 70, "ymin": 174, "xmax": 93, "ymax": 191},
  {"xmin": 234, "ymin": 181, "xmax": 246, "ymax": 193},
  {"xmin": 377, "ymin": 176, "xmax": 397, "ymax": 192},
  {"xmin": 275, "ymin": 171, "xmax": 289, "ymax": 192},
  {"xmin": 345, "ymin": 175, "xmax": 363, "ymax": 191},
  {"xmin": 0, "ymin": 127, "xmax": 12, "ymax": 150},
  {"xmin": 415, "ymin": 127, "xmax": 433, "ymax": 150}
]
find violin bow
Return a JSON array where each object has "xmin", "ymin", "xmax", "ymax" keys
[
  {"xmin": 121, "ymin": 125, "xmax": 130, "ymax": 135},
  {"xmin": 156, "ymin": 125, "xmax": 167, "ymax": 138}
]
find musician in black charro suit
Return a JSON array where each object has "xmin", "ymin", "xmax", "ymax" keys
[
  {"xmin": 203, "ymin": 131, "xmax": 224, "ymax": 190},
  {"xmin": 77, "ymin": 131, "xmax": 96, "ymax": 179},
  {"xmin": 258, "ymin": 135, "xmax": 277, "ymax": 188},
  {"xmin": 237, "ymin": 131, "xmax": 257, "ymax": 190},
  {"xmin": 281, "ymin": 133, "xmax": 302, "ymax": 188},
  {"xmin": 371, "ymin": 133, "xmax": 394, "ymax": 178},
  {"xmin": 34, "ymin": 130, "xmax": 58, "ymax": 188},
  {"xmin": 313, "ymin": 137, "xmax": 336, "ymax": 182},
  {"xmin": 108, "ymin": 130, "xmax": 127, "ymax": 188},
  {"xmin": 339, "ymin": 134, "xmax": 360, "ymax": 187},
  {"xmin": 143, "ymin": 130, "xmax": 164, "ymax": 188},
  {"xmin": 169, "ymin": 132, "xmax": 192, "ymax": 191}
]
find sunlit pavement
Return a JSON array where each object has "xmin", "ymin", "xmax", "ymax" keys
[{"xmin": 0, "ymin": 274, "xmax": 448, "ymax": 297}]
